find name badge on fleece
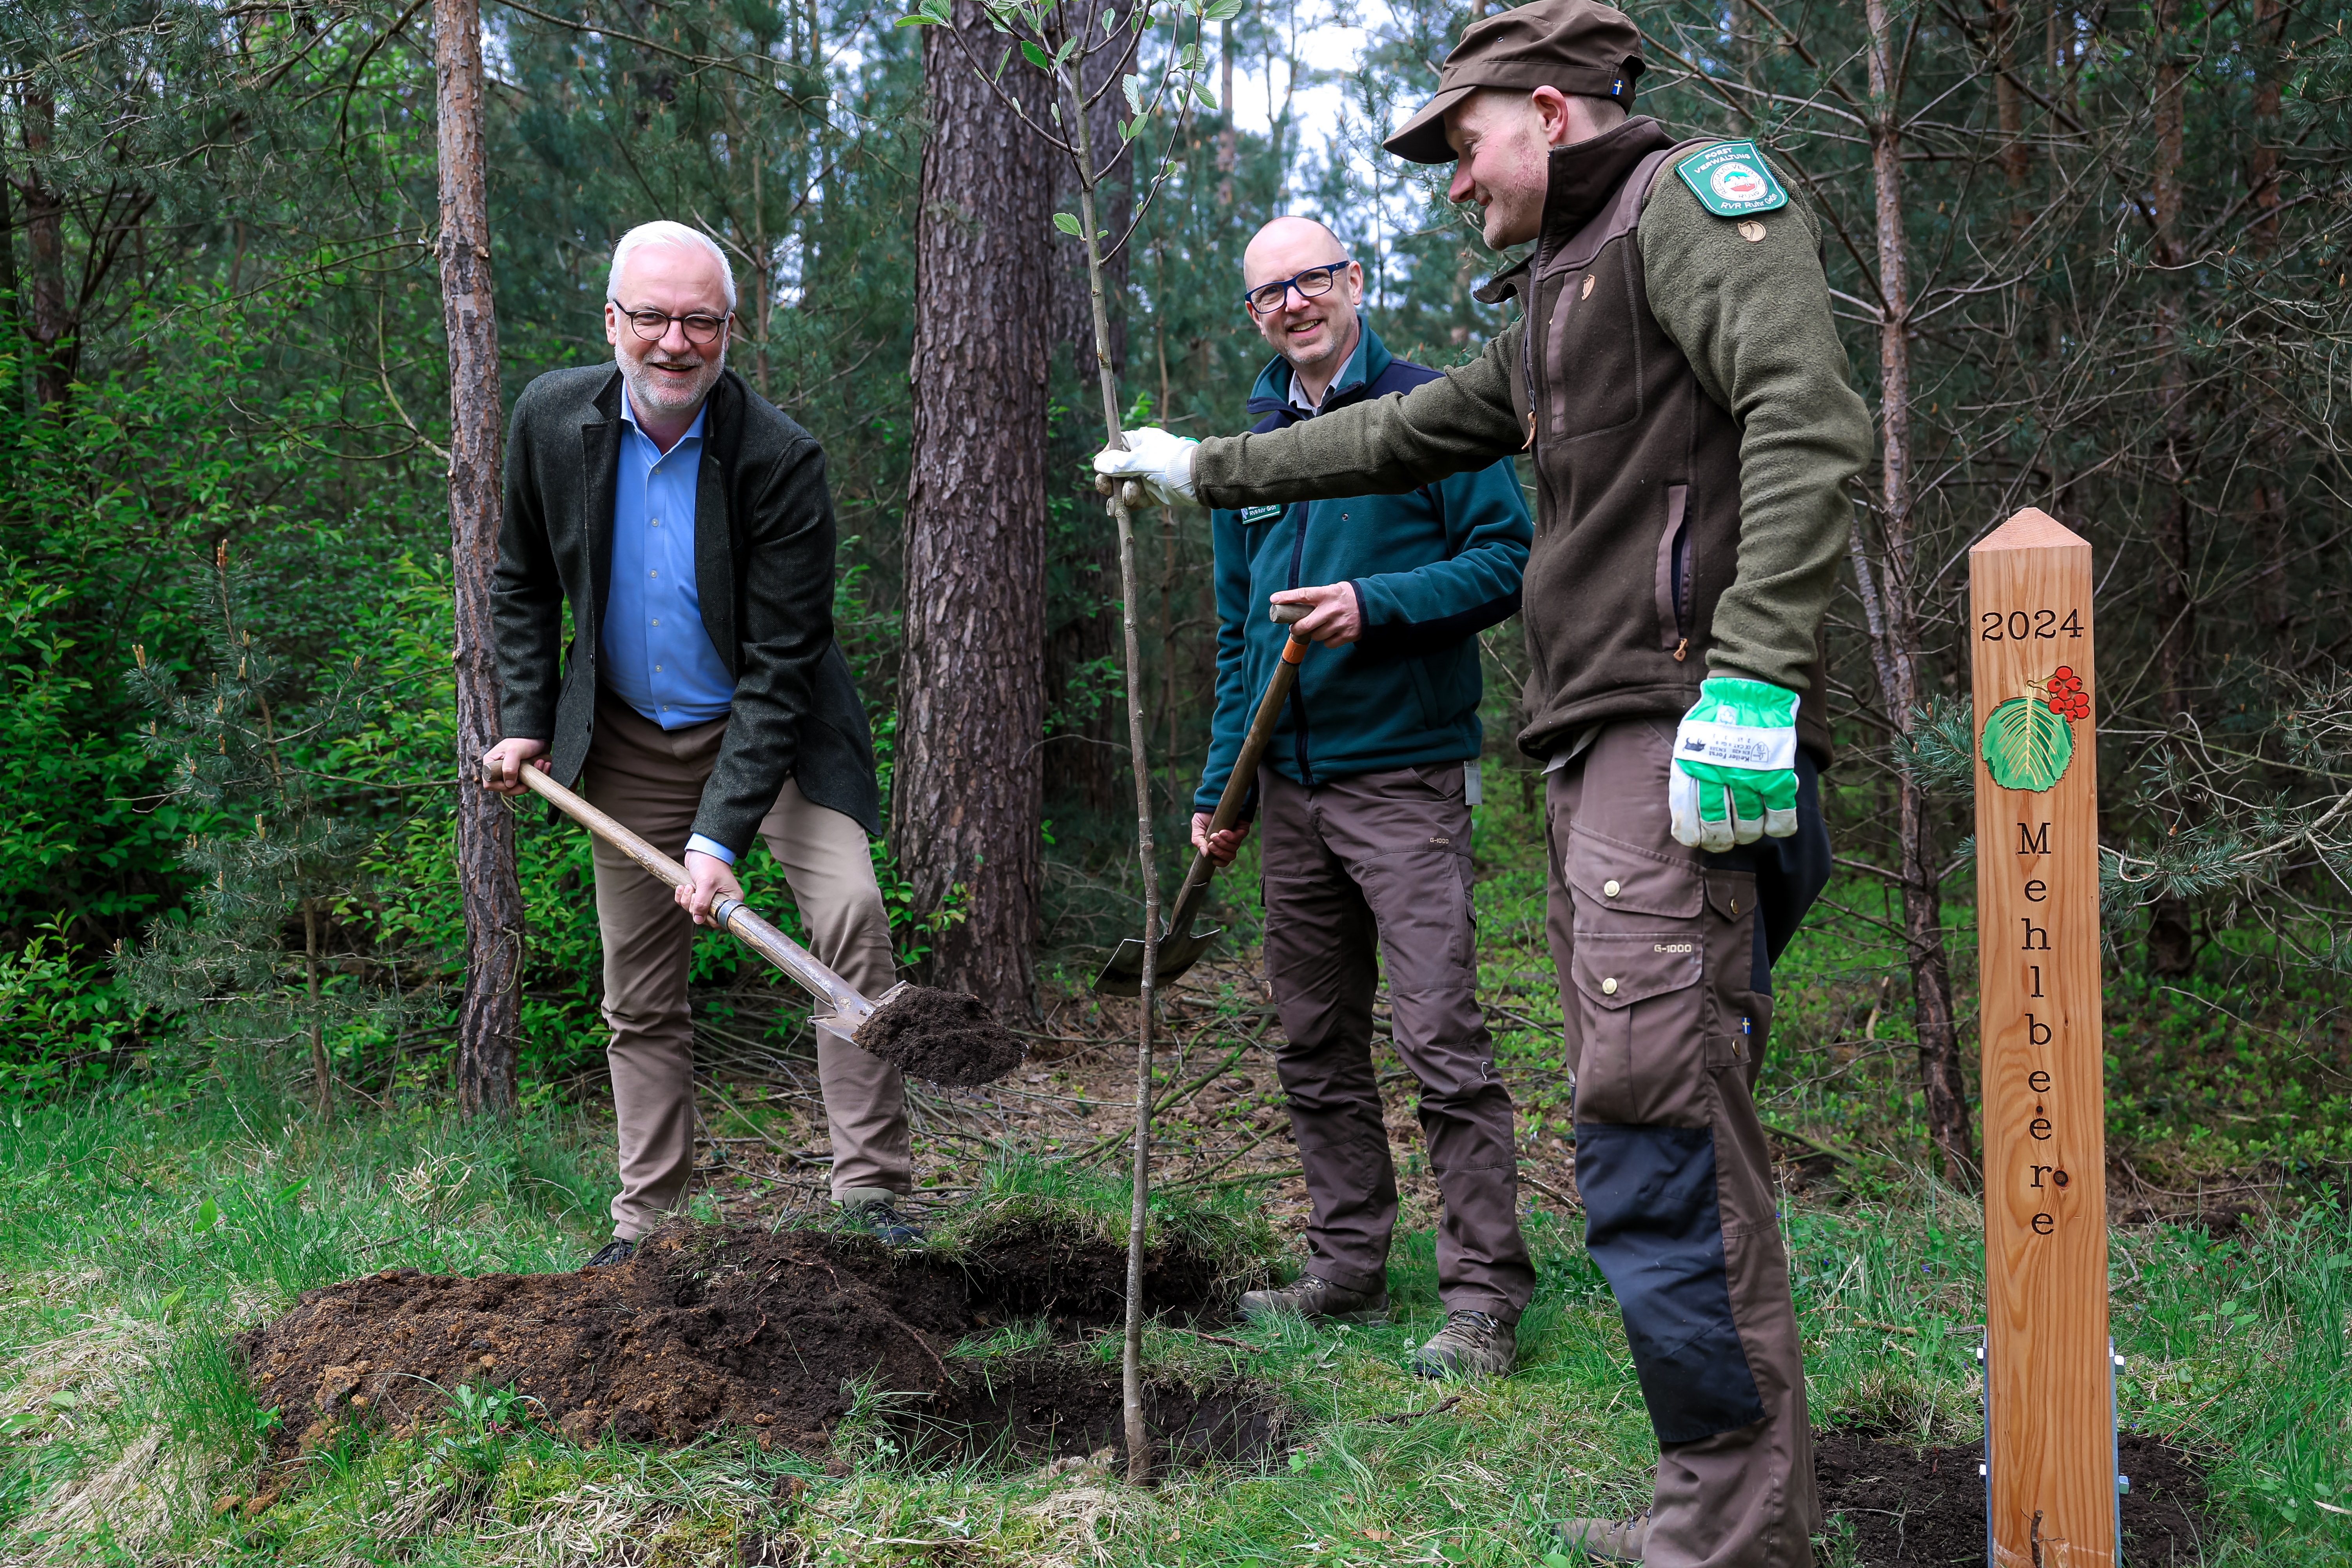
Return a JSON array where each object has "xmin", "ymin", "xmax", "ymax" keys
[
  {"xmin": 1240, "ymin": 504, "xmax": 1284, "ymax": 524},
  {"xmin": 1677, "ymin": 142, "xmax": 1789, "ymax": 218}
]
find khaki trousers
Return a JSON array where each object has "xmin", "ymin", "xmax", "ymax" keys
[
  {"xmin": 1546, "ymin": 719, "xmax": 1829, "ymax": 1568},
  {"xmin": 583, "ymin": 696, "xmax": 909, "ymax": 1238},
  {"xmin": 1258, "ymin": 763, "xmax": 1534, "ymax": 1320}
]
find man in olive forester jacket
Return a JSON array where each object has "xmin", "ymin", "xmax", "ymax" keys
[{"xmin": 1094, "ymin": 3, "xmax": 1871, "ymax": 1564}]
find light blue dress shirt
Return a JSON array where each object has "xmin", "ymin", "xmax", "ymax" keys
[{"xmin": 605, "ymin": 392, "xmax": 743, "ymax": 864}]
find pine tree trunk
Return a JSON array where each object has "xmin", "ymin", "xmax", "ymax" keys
[
  {"xmin": 436, "ymin": 0, "xmax": 524, "ymax": 1114},
  {"xmin": 1864, "ymin": 0, "xmax": 1974, "ymax": 1185},
  {"xmin": 897, "ymin": 0, "xmax": 1053, "ymax": 1014}
]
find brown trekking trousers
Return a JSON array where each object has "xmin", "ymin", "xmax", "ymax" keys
[
  {"xmin": 1258, "ymin": 762, "xmax": 1535, "ymax": 1321},
  {"xmin": 1546, "ymin": 718, "xmax": 1830, "ymax": 1568},
  {"xmin": 583, "ymin": 695, "xmax": 910, "ymax": 1239}
]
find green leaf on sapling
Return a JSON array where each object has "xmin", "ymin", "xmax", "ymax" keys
[
  {"xmin": 1203, "ymin": 0, "xmax": 1245, "ymax": 20},
  {"xmin": 1021, "ymin": 38, "xmax": 1052, "ymax": 69},
  {"xmin": 1053, "ymin": 212, "xmax": 1084, "ymax": 236},
  {"xmin": 1189, "ymin": 80, "xmax": 1218, "ymax": 110},
  {"xmin": 1123, "ymin": 71, "xmax": 1145, "ymax": 115}
]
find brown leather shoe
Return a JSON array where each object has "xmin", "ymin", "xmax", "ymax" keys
[
  {"xmin": 1238, "ymin": 1273, "xmax": 1390, "ymax": 1324},
  {"xmin": 1408, "ymin": 1310, "xmax": 1516, "ymax": 1377},
  {"xmin": 1556, "ymin": 1514, "xmax": 1648, "ymax": 1562}
]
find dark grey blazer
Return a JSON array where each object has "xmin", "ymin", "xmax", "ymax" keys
[{"xmin": 492, "ymin": 364, "xmax": 882, "ymax": 849}]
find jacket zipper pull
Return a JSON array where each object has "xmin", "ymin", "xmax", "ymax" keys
[
  {"xmin": 1523, "ymin": 410, "xmax": 1536, "ymax": 452},
  {"xmin": 1673, "ymin": 638, "xmax": 1689, "ymax": 662}
]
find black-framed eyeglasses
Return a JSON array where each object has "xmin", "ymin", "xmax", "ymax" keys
[
  {"xmin": 610, "ymin": 301, "xmax": 732, "ymax": 347},
  {"xmin": 1241, "ymin": 261, "xmax": 1352, "ymax": 316}
]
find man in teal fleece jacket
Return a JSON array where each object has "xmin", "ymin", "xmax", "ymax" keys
[{"xmin": 1202, "ymin": 217, "xmax": 1534, "ymax": 1378}]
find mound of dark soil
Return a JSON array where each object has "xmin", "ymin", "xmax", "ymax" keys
[
  {"xmin": 1815, "ymin": 1430, "xmax": 2212, "ymax": 1565},
  {"xmin": 239, "ymin": 1221, "xmax": 1236, "ymax": 1462},
  {"xmin": 853, "ymin": 986, "xmax": 1026, "ymax": 1086},
  {"xmin": 902, "ymin": 1356, "xmax": 1283, "ymax": 1468}
]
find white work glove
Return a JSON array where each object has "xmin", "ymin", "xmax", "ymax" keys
[
  {"xmin": 1668, "ymin": 676, "xmax": 1802, "ymax": 852},
  {"xmin": 1092, "ymin": 426, "xmax": 1198, "ymax": 505}
]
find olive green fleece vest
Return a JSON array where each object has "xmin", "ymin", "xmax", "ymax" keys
[{"xmin": 1477, "ymin": 124, "xmax": 1833, "ymax": 763}]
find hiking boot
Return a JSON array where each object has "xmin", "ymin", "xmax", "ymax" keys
[
  {"xmin": 1238, "ymin": 1274, "xmax": 1389, "ymax": 1325},
  {"xmin": 1408, "ymin": 1310, "xmax": 1515, "ymax": 1378},
  {"xmin": 842, "ymin": 1196, "xmax": 925, "ymax": 1245},
  {"xmin": 583, "ymin": 1238, "xmax": 637, "ymax": 1270},
  {"xmin": 1555, "ymin": 1515, "xmax": 1648, "ymax": 1562}
]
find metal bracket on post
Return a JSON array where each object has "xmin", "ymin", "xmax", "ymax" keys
[
  {"xmin": 2111, "ymin": 1341, "xmax": 2129, "ymax": 1549},
  {"xmin": 1978, "ymin": 1341, "xmax": 1993, "ymax": 1568}
]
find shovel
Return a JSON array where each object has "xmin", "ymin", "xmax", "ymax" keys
[
  {"xmin": 511, "ymin": 764, "xmax": 1025, "ymax": 1086},
  {"xmin": 1092, "ymin": 600, "xmax": 1313, "ymax": 997}
]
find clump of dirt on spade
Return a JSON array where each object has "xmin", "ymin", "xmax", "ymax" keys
[
  {"xmin": 1815, "ymin": 1429, "xmax": 2213, "ymax": 1565},
  {"xmin": 853, "ymin": 985, "xmax": 1026, "ymax": 1086},
  {"xmin": 238, "ymin": 1220, "xmax": 1242, "ymax": 1462}
]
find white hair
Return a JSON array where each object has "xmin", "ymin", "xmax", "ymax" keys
[{"xmin": 606, "ymin": 221, "xmax": 737, "ymax": 312}]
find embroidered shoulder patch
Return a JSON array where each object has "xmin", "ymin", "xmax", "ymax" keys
[
  {"xmin": 1675, "ymin": 142, "xmax": 1789, "ymax": 218},
  {"xmin": 1240, "ymin": 503, "xmax": 1284, "ymax": 523}
]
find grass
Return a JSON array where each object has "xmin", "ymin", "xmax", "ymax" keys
[
  {"xmin": 0, "ymin": 1088, "xmax": 2346, "ymax": 1564},
  {"xmin": 5, "ymin": 777, "xmax": 2352, "ymax": 1563}
]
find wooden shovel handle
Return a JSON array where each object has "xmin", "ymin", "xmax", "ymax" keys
[
  {"xmin": 510, "ymin": 763, "xmax": 879, "ymax": 1026},
  {"xmin": 1165, "ymin": 601, "xmax": 1312, "ymax": 932}
]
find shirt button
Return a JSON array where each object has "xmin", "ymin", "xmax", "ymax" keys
[
  {"xmin": 1603, "ymin": 879, "xmax": 1621, "ymax": 898},
  {"xmin": 651, "ymin": 618, "xmax": 659, "ymax": 626},
  {"xmin": 650, "ymin": 517, "xmax": 659, "ymax": 526},
  {"xmin": 654, "ymin": 665, "xmax": 662, "ymax": 672},
  {"xmin": 649, "ymin": 569, "xmax": 657, "ymax": 577},
  {"xmin": 1601, "ymin": 977, "xmax": 1619, "ymax": 996}
]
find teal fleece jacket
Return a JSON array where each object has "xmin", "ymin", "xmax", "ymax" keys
[{"xmin": 1196, "ymin": 321, "xmax": 1532, "ymax": 813}]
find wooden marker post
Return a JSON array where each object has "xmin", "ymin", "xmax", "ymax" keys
[{"xmin": 1970, "ymin": 508, "xmax": 2118, "ymax": 1568}]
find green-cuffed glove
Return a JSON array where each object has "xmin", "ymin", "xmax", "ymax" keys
[{"xmin": 1669, "ymin": 676, "xmax": 1801, "ymax": 851}]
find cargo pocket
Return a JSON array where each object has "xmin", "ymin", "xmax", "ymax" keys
[{"xmin": 1565, "ymin": 825, "xmax": 1708, "ymax": 1128}]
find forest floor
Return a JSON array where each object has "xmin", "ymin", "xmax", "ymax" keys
[{"xmin": 3, "ymin": 784, "xmax": 2348, "ymax": 1564}]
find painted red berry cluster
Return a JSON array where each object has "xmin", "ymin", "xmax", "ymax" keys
[{"xmin": 2044, "ymin": 666, "xmax": 2089, "ymax": 720}]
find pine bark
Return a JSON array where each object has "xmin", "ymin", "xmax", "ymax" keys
[
  {"xmin": 436, "ymin": 0, "xmax": 524, "ymax": 1113},
  {"xmin": 897, "ymin": 1, "xmax": 1053, "ymax": 1013},
  {"xmin": 1863, "ymin": 0, "xmax": 1974, "ymax": 1185}
]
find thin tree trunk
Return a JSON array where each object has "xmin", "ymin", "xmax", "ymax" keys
[
  {"xmin": 898, "ymin": 0, "xmax": 1053, "ymax": 1014},
  {"xmin": 1865, "ymin": 0, "xmax": 1973, "ymax": 1185},
  {"xmin": 2247, "ymin": 0, "xmax": 2288, "ymax": 635},
  {"xmin": 304, "ymin": 898, "xmax": 331, "ymax": 1120},
  {"xmin": 2145, "ymin": 0, "xmax": 2195, "ymax": 975},
  {"xmin": 436, "ymin": 0, "xmax": 524, "ymax": 1114},
  {"xmin": 1062, "ymin": 89, "xmax": 1160, "ymax": 1493},
  {"xmin": 1044, "ymin": 7, "xmax": 1136, "ymax": 820},
  {"xmin": 16, "ymin": 89, "xmax": 71, "ymax": 411}
]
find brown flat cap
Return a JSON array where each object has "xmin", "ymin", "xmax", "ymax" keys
[{"xmin": 1383, "ymin": 0, "xmax": 1646, "ymax": 165}]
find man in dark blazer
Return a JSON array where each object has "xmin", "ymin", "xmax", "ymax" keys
[{"xmin": 483, "ymin": 220, "xmax": 914, "ymax": 1262}]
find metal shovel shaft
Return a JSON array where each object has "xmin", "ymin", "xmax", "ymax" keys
[{"xmin": 513, "ymin": 764, "xmax": 885, "ymax": 1031}]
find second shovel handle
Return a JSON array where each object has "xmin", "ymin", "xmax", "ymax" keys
[{"xmin": 1167, "ymin": 601, "xmax": 1313, "ymax": 927}]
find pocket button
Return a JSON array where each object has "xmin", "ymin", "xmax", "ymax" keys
[
  {"xmin": 1601, "ymin": 977, "xmax": 1619, "ymax": 996},
  {"xmin": 1603, "ymin": 879, "xmax": 1621, "ymax": 898}
]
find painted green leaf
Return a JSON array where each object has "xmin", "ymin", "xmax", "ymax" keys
[{"xmin": 1980, "ymin": 696, "xmax": 2073, "ymax": 793}]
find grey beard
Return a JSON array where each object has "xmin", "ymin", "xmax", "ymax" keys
[{"xmin": 618, "ymin": 348, "xmax": 724, "ymax": 416}]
